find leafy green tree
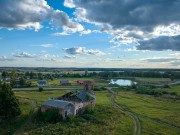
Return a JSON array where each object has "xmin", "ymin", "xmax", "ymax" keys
[
  {"xmin": 20, "ymin": 77, "xmax": 26, "ymax": 86},
  {"xmin": 0, "ymin": 80, "xmax": 2, "ymax": 87},
  {"xmin": 30, "ymin": 71, "xmax": 34, "ymax": 79},
  {"xmin": 10, "ymin": 79, "xmax": 16, "ymax": 87},
  {"xmin": 2, "ymin": 71, "xmax": 8, "ymax": 79},
  {"xmin": 0, "ymin": 83, "xmax": 21, "ymax": 119},
  {"xmin": 10, "ymin": 70, "xmax": 18, "ymax": 80}
]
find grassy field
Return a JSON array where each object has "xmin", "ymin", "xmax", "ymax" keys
[
  {"xmin": 135, "ymin": 77, "xmax": 171, "ymax": 85},
  {"xmin": 0, "ymin": 90, "xmax": 135, "ymax": 135},
  {"xmin": 0, "ymin": 76, "xmax": 180, "ymax": 135},
  {"xmin": 115, "ymin": 91, "xmax": 180, "ymax": 135},
  {"xmin": 167, "ymin": 85, "xmax": 180, "ymax": 95}
]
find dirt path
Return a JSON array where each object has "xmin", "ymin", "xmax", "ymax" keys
[{"xmin": 108, "ymin": 88, "xmax": 141, "ymax": 135}]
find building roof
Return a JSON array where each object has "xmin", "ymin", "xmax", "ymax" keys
[
  {"xmin": 38, "ymin": 80, "xmax": 48, "ymax": 85},
  {"xmin": 42, "ymin": 99, "xmax": 73, "ymax": 109},
  {"xmin": 76, "ymin": 90, "xmax": 95, "ymax": 102},
  {"xmin": 77, "ymin": 80, "xmax": 84, "ymax": 83},
  {"xmin": 57, "ymin": 90, "xmax": 95, "ymax": 102},
  {"xmin": 60, "ymin": 80, "xmax": 70, "ymax": 84}
]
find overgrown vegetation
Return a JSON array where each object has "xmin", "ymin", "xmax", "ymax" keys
[{"xmin": 35, "ymin": 108, "xmax": 63, "ymax": 123}]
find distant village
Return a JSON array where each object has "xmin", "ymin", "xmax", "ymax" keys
[{"xmin": 0, "ymin": 70, "xmax": 96, "ymax": 118}]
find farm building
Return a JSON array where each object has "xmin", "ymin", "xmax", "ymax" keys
[
  {"xmin": 77, "ymin": 80, "xmax": 84, "ymax": 85},
  {"xmin": 37, "ymin": 80, "xmax": 48, "ymax": 87},
  {"xmin": 84, "ymin": 80, "xmax": 93, "ymax": 91},
  {"xmin": 40, "ymin": 82, "xmax": 95, "ymax": 119},
  {"xmin": 60, "ymin": 80, "xmax": 71, "ymax": 86},
  {"xmin": 41, "ymin": 99, "xmax": 74, "ymax": 119}
]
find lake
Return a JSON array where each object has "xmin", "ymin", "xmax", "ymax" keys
[{"xmin": 109, "ymin": 79, "xmax": 136, "ymax": 86}]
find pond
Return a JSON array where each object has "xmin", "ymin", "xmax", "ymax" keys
[{"xmin": 109, "ymin": 79, "xmax": 136, "ymax": 86}]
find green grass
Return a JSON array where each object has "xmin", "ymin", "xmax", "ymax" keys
[
  {"xmin": 167, "ymin": 85, "xmax": 180, "ymax": 95},
  {"xmin": 0, "ymin": 90, "xmax": 134, "ymax": 135},
  {"xmin": 115, "ymin": 91, "xmax": 180, "ymax": 135},
  {"xmin": 135, "ymin": 77, "xmax": 171, "ymax": 85}
]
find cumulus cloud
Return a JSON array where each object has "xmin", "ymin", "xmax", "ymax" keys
[
  {"xmin": 63, "ymin": 55, "xmax": 76, "ymax": 59},
  {"xmin": 137, "ymin": 35, "xmax": 180, "ymax": 51},
  {"xmin": 68, "ymin": 0, "xmax": 180, "ymax": 31},
  {"xmin": 52, "ymin": 32, "xmax": 70, "ymax": 36},
  {"xmin": 36, "ymin": 52, "xmax": 59, "ymax": 62},
  {"xmin": 0, "ymin": 56, "xmax": 16, "ymax": 61},
  {"xmin": 13, "ymin": 52, "xmax": 36, "ymax": 58},
  {"xmin": 32, "ymin": 44, "xmax": 54, "ymax": 47},
  {"xmin": 0, "ymin": 0, "xmax": 83, "ymax": 32},
  {"xmin": 63, "ymin": 47, "xmax": 105, "ymax": 56},
  {"xmin": 64, "ymin": 0, "xmax": 180, "ymax": 50}
]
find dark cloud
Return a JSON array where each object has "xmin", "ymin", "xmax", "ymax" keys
[
  {"xmin": 63, "ymin": 47, "xmax": 105, "ymax": 55},
  {"xmin": 67, "ymin": 0, "xmax": 180, "ymax": 31},
  {"xmin": 0, "ymin": 0, "xmax": 83, "ymax": 31},
  {"xmin": 137, "ymin": 35, "xmax": 180, "ymax": 51},
  {"xmin": 64, "ymin": 0, "xmax": 180, "ymax": 50}
]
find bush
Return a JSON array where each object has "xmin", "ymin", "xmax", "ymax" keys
[
  {"xmin": 163, "ymin": 84, "xmax": 170, "ymax": 88},
  {"xmin": 38, "ymin": 87, "xmax": 43, "ymax": 92},
  {"xmin": 170, "ymin": 92, "xmax": 177, "ymax": 96},
  {"xmin": 162, "ymin": 91, "xmax": 168, "ymax": 94},
  {"xmin": 35, "ymin": 108, "xmax": 63, "ymax": 123},
  {"xmin": 131, "ymin": 84, "xmax": 137, "ymax": 89}
]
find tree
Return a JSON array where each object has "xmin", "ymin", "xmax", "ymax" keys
[
  {"xmin": 20, "ymin": 77, "xmax": 26, "ymax": 86},
  {"xmin": 2, "ymin": 71, "xmax": 8, "ymax": 79},
  {"xmin": 0, "ymin": 83, "xmax": 21, "ymax": 119},
  {"xmin": 10, "ymin": 70, "xmax": 18, "ymax": 80},
  {"xmin": 30, "ymin": 71, "xmax": 34, "ymax": 79},
  {"xmin": 0, "ymin": 80, "xmax": 2, "ymax": 87},
  {"xmin": 10, "ymin": 79, "xmax": 16, "ymax": 87}
]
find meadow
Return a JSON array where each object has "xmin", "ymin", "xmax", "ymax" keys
[
  {"xmin": 115, "ymin": 91, "xmax": 180, "ymax": 135},
  {"xmin": 0, "ymin": 75, "xmax": 180, "ymax": 135},
  {"xmin": 0, "ymin": 90, "xmax": 135, "ymax": 135}
]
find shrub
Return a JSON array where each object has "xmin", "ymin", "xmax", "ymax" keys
[
  {"xmin": 38, "ymin": 87, "xmax": 43, "ymax": 92},
  {"xmin": 170, "ymin": 92, "xmax": 177, "ymax": 96},
  {"xmin": 131, "ymin": 84, "xmax": 137, "ymax": 89},
  {"xmin": 162, "ymin": 91, "xmax": 168, "ymax": 94},
  {"xmin": 163, "ymin": 84, "xmax": 170, "ymax": 88},
  {"xmin": 35, "ymin": 108, "xmax": 63, "ymax": 123}
]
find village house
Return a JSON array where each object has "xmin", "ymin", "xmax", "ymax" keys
[
  {"xmin": 60, "ymin": 80, "xmax": 71, "ymax": 86},
  {"xmin": 77, "ymin": 80, "xmax": 84, "ymax": 85},
  {"xmin": 37, "ymin": 80, "xmax": 48, "ymax": 87}
]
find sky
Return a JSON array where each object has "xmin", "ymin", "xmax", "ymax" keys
[{"xmin": 0, "ymin": 0, "xmax": 180, "ymax": 68}]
